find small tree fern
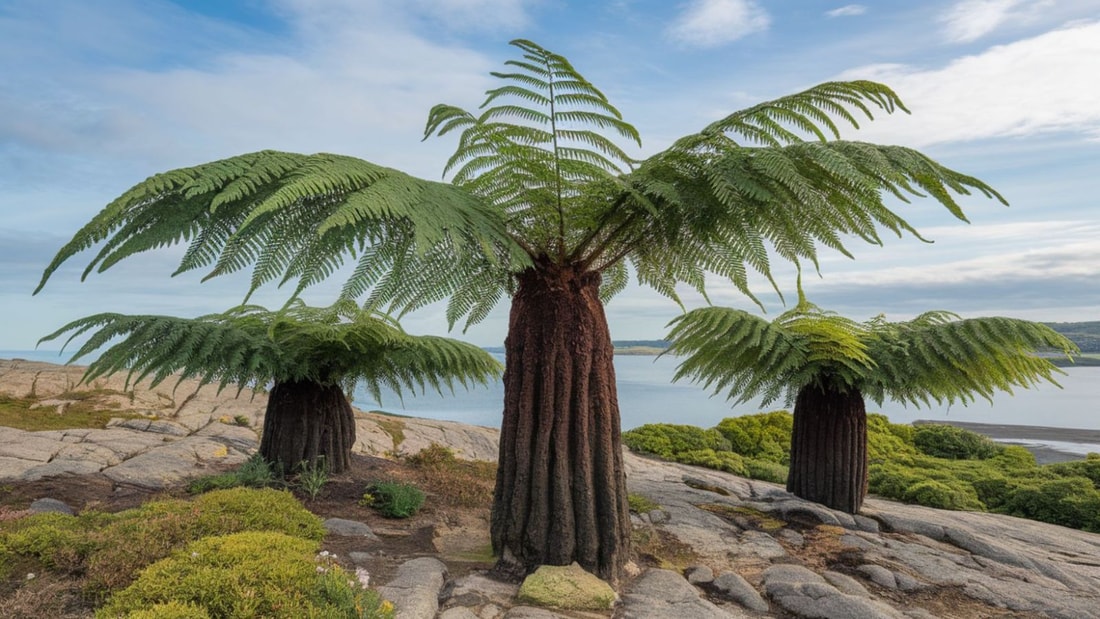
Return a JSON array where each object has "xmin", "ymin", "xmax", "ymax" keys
[
  {"xmin": 36, "ymin": 40, "xmax": 1010, "ymax": 581},
  {"xmin": 665, "ymin": 290, "xmax": 1079, "ymax": 513},
  {"xmin": 39, "ymin": 300, "xmax": 501, "ymax": 473}
]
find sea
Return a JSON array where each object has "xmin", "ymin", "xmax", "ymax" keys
[{"xmin": 6, "ymin": 350, "xmax": 1099, "ymax": 454}]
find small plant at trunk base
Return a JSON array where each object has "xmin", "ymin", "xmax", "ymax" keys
[
  {"xmin": 666, "ymin": 287, "xmax": 1077, "ymax": 513},
  {"xmin": 39, "ymin": 300, "xmax": 500, "ymax": 476},
  {"xmin": 294, "ymin": 457, "xmax": 329, "ymax": 500},
  {"xmin": 37, "ymin": 39, "xmax": 1013, "ymax": 582},
  {"xmin": 362, "ymin": 482, "xmax": 425, "ymax": 518},
  {"xmin": 186, "ymin": 454, "xmax": 276, "ymax": 494}
]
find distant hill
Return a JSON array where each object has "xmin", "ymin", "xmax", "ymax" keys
[{"xmin": 1045, "ymin": 321, "xmax": 1100, "ymax": 353}]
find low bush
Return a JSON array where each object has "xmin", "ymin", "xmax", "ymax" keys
[
  {"xmin": 363, "ymin": 481, "xmax": 425, "ymax": 518},
  {"xmin": 96, "ymin": 531, "xmax": 394, "ymax": 619},
  {"xmin": 743, "ymin": 458, "xmax": 789, "ymax": 484},
  {"xmin": 123, "ymin": 601, "xmax": 212, "ymax": 619},
  {"xmin": 622, "ymin": 424, "xmax": 731, "ymax": 459},
  {"xmin": 673, "ymin": 449, "xmax": 746, "ymax": 476},
  {"xmin": 715, "ymin": 411, "xmax": 792, "ymax": 464},
  {"xmin": 913, "ymin": 424, "xmax": 1001, "ymax": 460},
  {"xmin": 901, "ymin": 479, "xmax": 983, "ymax": 511},
  {"xmin": 1, "ymin": 487, "xmax": 325, "ymax": 593},
  {"xmin": 999, "ymin": 477, "xmax": 1100, "ymax": 532},
  {"xmin": 1047, "ymin": 453, "xmax": 1100, "ymax": 489}
]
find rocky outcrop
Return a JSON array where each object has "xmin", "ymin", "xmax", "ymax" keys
[{"xmin": 0, "ymin": 359, "xmax": 499, "ymax": 487}]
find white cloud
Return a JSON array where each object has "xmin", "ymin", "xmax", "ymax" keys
[
  {"xmin": 667, "ymin": 0, "xmax": 770, "ymax": 47},
  {"xmin": 836, "ymin": 20, "xmax": 1100, "ymax": 146},
  {"xmin": 827, "ymin": 5, "xmax": 867, "ymax": 18},
  {"xmin": 940, "ymin": 0, "xmax": 1051, "ymax": 43}
]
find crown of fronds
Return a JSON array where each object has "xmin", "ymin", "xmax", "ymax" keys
[
  {"xmin": 666, "ymin": 302, "xmax": 1078, "ymax": 408},
  {"xmin": 34, "ymin": 150, "xmax": 525, "ymax": 306},
  {"xmin": 38, "ymin": 300, "xmax": 501, "ymax": 403},
  {"xmin": 37, "ymin": 41, "xmax": 1008, "ymax": 331}
]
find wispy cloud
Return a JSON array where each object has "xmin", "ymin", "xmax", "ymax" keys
[
  {"xmin": 827, "ymin": 5, "xmax": 867, "ymax": 18},
  {"xmin": 667, "ymin": 0, "xmax": 770, "ymax": 48},
  {"xmin": 836, "ymin": 20, "xmax": 1100, "ymax": 146},
  {"xmin": 940, "ymin": 0, "xmax": 1051, "ymax": 43}
]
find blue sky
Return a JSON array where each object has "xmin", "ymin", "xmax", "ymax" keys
[{"xmin": 2, "ymin": 0, "xmax": 1098, "ymax": 351}]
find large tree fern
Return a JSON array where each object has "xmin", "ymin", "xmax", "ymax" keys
[{"xmin": 36, "ymin": 40, "xmax": 1013, "ymax": 582}]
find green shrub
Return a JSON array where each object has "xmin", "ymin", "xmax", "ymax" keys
[
  {"xmin": 1, "ymin": 512, "xmax": 92, "ymax": 570},
  {"xmin": 97, "ymin": 531, "xmax": 394, "ymax": 619},
  {"xmin": 123, "ymin": 601, "xmax": 212, "ymax": 619},
  {"xmin": 1047, "ymin": 453, "xmax": 1100, "ymax": 489},
  {"xmin": 622, "ymin": 424, "xmax": 731, "ymax": 459},
  {"xmin": 990, "ymin": 444, "xmax": 1037, "ymax": 470},
  {"xmin": 971, "ymin": 475, "xmax": 1016, "ymax": 510},
  {"xmin": 715, "ymin": 411, "xmax": 792, "ymax": 464},
  {"xmin": 0, "ymin": 538, "xmax": 12, "ymax": 579},
  {"xmin": 867, "ymin": 414, "xmax": 918, "ymax": 461},
  {"xmin": 674, "ymin": 449, "xmax": 746, "ymax": 475},
  {"xmin": 743, "ymin": 458, "xmax": 789, "ymax": 484},
  {"xmin": 188, "ymin": 487, "xmax": 324, "ymax": 540},
  {"xmin": 364, "ymin": 482, "xmax": 425, "ymax": 518},
  {"xmin": 901, "ymin": 479, "xmax": 983, "ymax": 511},
  {"xmin": 294, "ymin": 457, "xmax": 330, "ymax": 500},
  {"xmin": 999, "ymin": 477, "xmax": 1100, "ymax": 532},
  {"xmin": 913, "ymin": 424, "xmax": 1000, "ymax": 460}
]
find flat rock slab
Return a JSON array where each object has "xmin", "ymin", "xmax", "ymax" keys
[
  {"xmin": 618, "ymin": 569, "xmax": 742, "ymax": 619},
  {"xmin": 378, "ymin": 557, "xmax": 449, "ymax": 619}
]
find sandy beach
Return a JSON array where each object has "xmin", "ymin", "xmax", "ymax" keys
[{"xmin": 914, "ymin": 420, "xmax": 1100, "ymax": 464}]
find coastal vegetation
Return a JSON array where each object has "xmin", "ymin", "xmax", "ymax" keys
[
  {"xmin": 624, "ymin": 412, "xmax": 1100, "ymax": 532},
  {"xmin": 34, "ymin": 39, "xmax": 1007, "ymax": 582},
  {"xmin": 0, "ymin": 488, "xmax": 393, "ymax": 617},
  {"xmin": 663, "ymin": 289, "xmax": 1076, "ymax": 513}
]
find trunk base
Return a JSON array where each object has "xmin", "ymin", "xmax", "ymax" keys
[
  {"xmin": 259, "ymin": 380, "xmax": 356, "ymax": 475},
  {"xmin": 787, "ymin": 383, "xmax": 868, "ymax": 514}
]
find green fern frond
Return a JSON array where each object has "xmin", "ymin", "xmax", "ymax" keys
[{"xmin": 37, "ymin": 302, "xmax": 501, "ymax": 397}]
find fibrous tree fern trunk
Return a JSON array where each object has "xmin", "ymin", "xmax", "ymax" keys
[
  {"xmin": 787, "ymin": 383, "xmax": 868, "ymax": 513},
  {"xmin": 260, "ymin": 380, "xmax": 356, "ymax": 474},
  {"xmin": 491, "ymin": 260, "xmax": 631, "ymax": 584}
]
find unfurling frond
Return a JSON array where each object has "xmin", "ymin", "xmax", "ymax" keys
[
  {"xmin": 37, "ymin": 301, "xmax": 501, "ymax": 399},
  {"xmin": 425, "ymin": 39, "xmax": 641, "ymax": 260},
  {"xmin": 667, "ymin": 300, "xmax": 1078, "ymax": 411},
  {"xmin": 34, "ymin": 150, "xmax": 524, "ymax": 316}
]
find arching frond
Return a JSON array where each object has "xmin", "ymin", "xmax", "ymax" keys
[
  {"xmin": 614, "ymin": 138, "xmax": 1006, "ymax": 305},
  {"xmin": 34, "ymin": 151, "xmax": 525, "ymax": 315},
  {"xmin": 37, "ymin": 301, "xmax": 502, "ymax": 399},
  {"xmin": 664, "ymin": 307, "xmax": 809, "ymax": 406},
  {"xmin": 865, "ymin": 316, "xmax": 1078, "ymax": 407}
]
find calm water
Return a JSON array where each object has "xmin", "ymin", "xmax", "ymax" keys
[
  {"xmin": 7, "ymin": 350, "xmax": 1098, "ymax": 435},
  {"xmin": 352, "ymin": 354, "xmax": 1100, "ymax": 435}
]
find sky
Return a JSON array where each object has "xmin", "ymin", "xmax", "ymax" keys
[{"xmin": 1, "ymin": 0, "xmax": 1098, "ymax": 352}]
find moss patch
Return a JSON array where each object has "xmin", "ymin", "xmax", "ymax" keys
[
  {"xmin": 0, "ymin": 392, "xmax": 144, "ymax": 431},
  {"xmin": 698, "ymin": 504, "xmax": 786, "ymax": 532},
  {"xmin": 517, "ymin": 563, "xmax": 616, "ymax": 611}
]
